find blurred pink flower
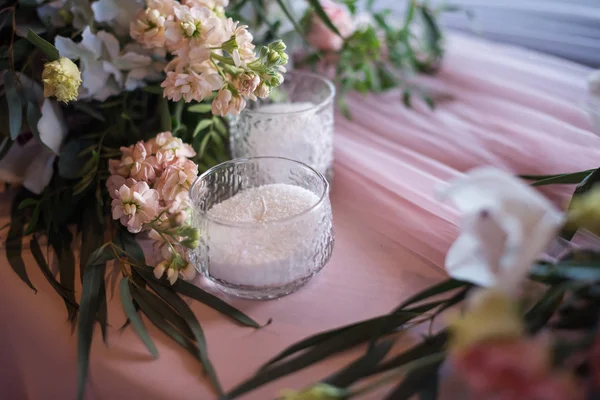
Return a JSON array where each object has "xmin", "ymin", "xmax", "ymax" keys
[
  {"xmin": 454, "ymin": 339, "xmax": 584, "ymax": 400},
  {"xmin": 306, "ymin": 0, "xmax": 354, "ymax": 52},
  {"xmin": 211, "ymin": 87, "xmax": 246, "ymax": 116},
  {"xmin": 111, "ymin": 181, "xmax": 160, "ymax": 233},
  {"xmin": 155, "ymin": 158, "xmax": 198, "ymax": 201},
  {"xmin": 106, "ymin": 176, "xmax": 137, "ymax": 199},
  {"xmin": 161, "ymin": 70, "xmax": 223, "ymax": 103}
]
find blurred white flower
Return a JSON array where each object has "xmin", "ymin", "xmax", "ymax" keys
[
  {"xmin": 92, "ymin": 0, "xmax": 144, "ymax": 36},
  {"xmin": 440, "ymin": 167, "xmax": 564, "ymax": 292},
  {"xmin": 55, "ymin": 28, "xmax": 163, "ymax": 101},
  {"xmin": 0, "ymin": 97, "xmax": 67, "ymax": 194}
]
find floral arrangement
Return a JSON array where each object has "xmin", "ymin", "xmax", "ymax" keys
[{"xmin": 0, "ymin": 0, "xmax": 455, "ymax": 399}]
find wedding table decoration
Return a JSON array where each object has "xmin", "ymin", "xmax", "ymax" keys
[{"xmin": 0, "ymin": 0, "xmax": 451, "ymax": 399}]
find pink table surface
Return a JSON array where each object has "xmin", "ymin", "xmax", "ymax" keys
[{"xmin": 2, "ymin": 33, "xmax": 600, "ymax": 400}]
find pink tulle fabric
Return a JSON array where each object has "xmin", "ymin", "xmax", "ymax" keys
[{"xmin": 1, "ymin": 33, "xmax": 599, "ymax": 399}]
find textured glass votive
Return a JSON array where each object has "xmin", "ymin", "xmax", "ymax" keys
[
  {"xmin": 229, "ymin": 71, "xmax": 335, "ymax": 180},
  {"xmin": 189, "ymin": 157, "xmax": 334, "ymax": 300}
]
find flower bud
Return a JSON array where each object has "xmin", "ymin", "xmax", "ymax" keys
[
  {"xmin": 269, "ymin": 40, "xmax": 287, "ymax": 53},
  {"xmin": 254, "ymin": 82, "xmax": 271, "ymax": 99},
  {"xmin": 268, "ymin": 72, "xmax": 284, "ymax": 87},
  {"xmin": 41, "ymin": 57, "xmax": 82, "ymax": 103}
]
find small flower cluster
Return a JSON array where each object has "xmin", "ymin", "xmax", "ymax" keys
[
  {"xmin": 107, "ymin": 131, "xmax": 199, "ymax": 284},
  {"xmin": 130, "ymin": 0, "xmax": 288, "ymax": 116}
]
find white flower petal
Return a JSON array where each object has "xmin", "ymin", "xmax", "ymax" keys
[
  {"xmin": 54, "ymin": 36, "xmax": 83, "ymax": 60},
  {"xmin": 23, "ymin": 150, "xmax": 56, "ymax": 195},
  {"xmin": 37, "ymin": 99, "xmax": 68, "ymax": 154}
]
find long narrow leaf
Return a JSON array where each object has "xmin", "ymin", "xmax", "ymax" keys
[
  {"xmin": 275, "ymin": 0, "xmax": 305, "ymax": 37},
  {"xmin": 524, "ymin": 283, "xmax": 570, "ymax": 334},
  {"xmin": 76, "ymin": 246, "xmax": 111, "ymax": 400},
  {"xmin": 393, "ymin": 279, "xmax": 466, "ymax": 312},
  {"xmin": 383, "ymin": 359, "xmax": 444, "ymax": 400},
  {"xmin": 228, "ymin": 307, "xmax": 438, "ymax": 399},
  {"xmin": 49, "ymin": 230, "xmax": 78, "ymax": 324},
  {"xmin": 80, "ymin": 204, "xmax": 105, "ymax": 283},
  {"xmin": 307, "ymin": 0, "xmax": 342, "ymax": 37},
  {"xmin": 30, "ymin": 236, "xmax": 77, "ymax": 308},
  {"xmin": 26, "ymin": 29, "xmax": 60, "ymax": 60},
  {"xmin": 4, "ymin": 71, "xmax": 23, "ymax": 139},
  {"xmin": 119, "ymin": 279, "xmax": 158, "ymax": 358},
  {"xmin": 323, "ymin": 340, "xmax": 394, "ymax": 388},
  {"xmin": 116, "ymin": 228, "xmax": 146, "ymax": 266},
  {"xmin": 524, "ymin": 170, "xmax": 595, "ymax": 186},
  {"xmin": 6, "ymin": 190, "xmax": 36, "ymax": 292},
  {"xmin": 141, "ymin": 276, "xmax": 223, "ymax": 395},
  {"xmin": 135, "ymin": 266, "xmax": 263, "ymax": 328},
  {"xmin": 134, "ymin": 287, "xmax": 194, "ymax": 339}
]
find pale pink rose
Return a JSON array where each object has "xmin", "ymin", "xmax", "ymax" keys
[
  {"xmin": 234, "ymin": 72, "xmax": 260, "ymax": 100},
  {"xmin": 211, "ymin": 87, "xmax": 246, "ymax": 116},
  {"xmin": 155, "ymin": 158, "xmax": 198, "ymax": 201},
  {"xmin": 161, "ymin": 70, "xmax": 223, "ymax": 103},
  {"xmin": 306, "ymin": 0, "xmax": 354, "ymax": 52},
  {"xmin": 111, "ymin": 181, "xmax": 160, "ymax": 233},
  {"xmin": 164, "ymin": 5, "xmax": 224, "ymax": 53}
]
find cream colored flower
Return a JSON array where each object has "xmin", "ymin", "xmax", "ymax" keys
[
  {"xmin": 164, "ymin": 4, "xmax": 224, "ymax": 54},
  {"xmin": 211, "ymin": 87, "xmax": 246, "ymax": 116},
  {"xmin": 148, "ymin": 131, "xmax": 196, "ymax": 164},
  {"xmin": 130, "ymin": 7, "xmax": 168, "ymax": 48},
  {"xmin": 161, "ymin": 70, "xmax": 223, "ymax": 103},
  {"xmin": 111, "ymin": 181, "xmax": 160, "ymax": 233},
  {"xmin": 223, "ymin": 18, "xmax": 255, "ymax": 65},
  {"xmin": 41, "ymin": 57, "xmax": 82, "ymax": 102},
  {"xmin": 234, "ymin": 72, "xmax": 260, "ymax": 100}
]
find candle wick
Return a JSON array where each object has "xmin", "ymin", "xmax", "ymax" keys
[{"xmin": 256, "ymin": 195, "xmax": 268, "ymax": 221}]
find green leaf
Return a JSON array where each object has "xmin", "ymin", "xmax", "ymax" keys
[
  {"xmin": 142, "ymin": 85, "xmax": 163, "ymax": 94},
  {"xmin": 420, "ymin": 7, "xmax": 442, "ymax": 53},
  {"xmin": 383, "ymin": 358, "xmax": 444, "ymax": 400},
  {"xmin": 193, "ymin": 119, "xmax": 213, "ymax": 137},
  {"xmin": 188, "ymin": 103, "xmax": 213, "ymax": 113},
  {"xmin": 141, "ymin": 276, "xmax": 223, "ymax": 395},
  {"xmin": 0, "ymin": 136, "xmax": 12, "ymax": 161},
  {"xmin": 73, "ymin": 102, "xmax": 106, "ymax": 122},
  {"xmin": 393, "ymin": 279, "xmax": 466, "ymax": 312},
  {"xmin": 324, "ymin": 340, "xmax": 394, "ymax": 388},
  {"xmin": 404, "ymin": 0, "xmax": 416, "ymax": 25},
  {"xmin": 229, "ymin": 306, "xmax": 439, "ymax": 398},
  {"xmin": 213, "ymin": 117, "xmax": 227, "ymax": 135},
  {"xmin": 24, "ymin": 204, "xmax": 41, "ymax": 235},
  {"xmin": 307, "ymin": 0, "xmax": 342, "ymax": 37},
  {"xmin": 6, "ymin": 190, "xmax": 36, "ymax": 292},
  {"xmin": 526, "ymin": 170, "xmax": 595, "ymax": 186},
  {"xmin": 402, "ymin": 90, "xmax": 412, "ymax": 108},
  {"xmin": 4, "ymin": 71, "xmax": 23, "ymax": 139},
  {"xmin": 524, "ymin": 283, "xmax": 571, "ymax": 334},
  {"xmin": 30, "ymin": 236, "xmax": 78, "ymax": 307},
  {"xmin": 275, "ymin": 0, "xmax": 305, "ymax": 37},
  {"xmin": 159, "ymin": 97, "xmax": 172, "ymax": 132},
  {"xmin": 119, "ymin": 279, "xmax": 158, "ymax": 358},
  {"xmin": 79, "ymin": 204, "xmax": 104, "ymax": 283},
  {"xmin": 18, "ymin": 198, "xmax": 38, "ymax": 210},
  {"xmin": 116, "ymin": 228, "xmax": 146, "ymax": 266},
  {"xmin": 77, "ymin": 247, "xmax": 109, "ymax": 400},
  {"xmin": 49, "ymin": 230, "xmax": 78, "ymax": 324},
  {"xmin": 26, "ymin": 29, "xmax": 59, "ymax": 61},
  {"xmin": 59, "ymin": 139, "xmax": 95, "ymax": 179}
]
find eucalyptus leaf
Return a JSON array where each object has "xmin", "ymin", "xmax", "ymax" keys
[
  {"xmin": 30, "ymin": 236, "xmax": 78, "ymax": 308},
  {"xmin": 26, "ymin": 29, "xmax": 59, "ymax": 61},
  {"xmin": 393, "ymin": 279, "xmax": 466, "ymax": 312},
  {"xmin": 116, "ymin": 228, "xmax": 146, "ymax": 266},
  {"xmin": 49, "ymin": 230, "xmax": 78, "ymax": 324},
  {"xmin": 6, "ymin": 190, "xmax": 36, "ymax": 292},
  {"xmin": 79, "ymin": 203, "xmax": 104, "ymax": 283},
  {"xmin": 73, "ymin": 102, "xmax": 106, "ymax": 122},
  {"xmin": 4, "ymin": 71, "xmax": 23, "ymax": 139},
  {"xmin": 524, "ymin": 283, "xmax": 572, "ymax": 334},
  {"xmin": 193, "ymin": 119, "xmax": 213, "ymax": 137},
  {"xmin": 77, "ymin": 247, "xmax": 110, "ymax": 400},
  {"xmin": 307, "ymin": 0, "xmax": 342, "ymax": 37},
  {"xmin": 59, "ymin": 139, "xmax": 95, "ymax": 179},
  {"xmin": 119, "ymin": 279, "xmax": 158, "ymax": 358},
  {"xmin": 383, "ymin": 358, "xmax": 444, "ymax": 400},
  {"xmin": 526, "ymin": 170, "xmax": 595, "ymax": 186}
]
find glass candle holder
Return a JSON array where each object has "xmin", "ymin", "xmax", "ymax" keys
[
  {"xmin": 229, "ymin": 71, "xmax": 335, "ymax": 181},
  {"xmin": 189, "ymin": 157, "xmax": 334, "ymax": 300}
]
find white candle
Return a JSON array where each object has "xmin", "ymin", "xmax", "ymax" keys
[
  {"xmin": 236, "ymin": 102, "xmax": 334, "ymax": 177},
  {"xmin": 205, "ymin": 183, "xmax": 327, "ymax": 287}
]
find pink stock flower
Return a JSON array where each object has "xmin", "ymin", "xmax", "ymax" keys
[
  {"xmin": 106, "ymin": 176, "xmax": 137, "ymax": 199},
  {"xmin": 234, "ymin": 72, "xmax": 260, "ymax": 100},
  {"xmin": 306, "ymin": 0, "xmax": 354, "ymax": 52},
  {"xmin": 164, "ymin": 4, "xmax": 224, "ymax": 53},
  {"xmin": 155, "ymin": 158, "xmax": 198, "ymax": 201},
  {"xmin": 149, "ymin": 131, "xmax": 196, "ymax": 165},
  {"xmin": 130, "ymin": 0, "xmax": 175, "ymax": 48},
  {"xmin": 161, "ymin": 70, "xmax": 223, "ymax": 103},
  {"xmin": 111, "ymin": 181, "xmax": 160, "ymax": 233},
  {"xmin": 223, "ymin": 18, "xmax": 255, "ymax": 66},
  {"xmin": 211, "ymin": 87, "xmax": 246, "ymax": 116}
]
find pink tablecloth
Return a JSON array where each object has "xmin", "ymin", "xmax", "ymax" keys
[{"xmin": 2, "ymin": 33, "xmax": 600, "ymax": 400}]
